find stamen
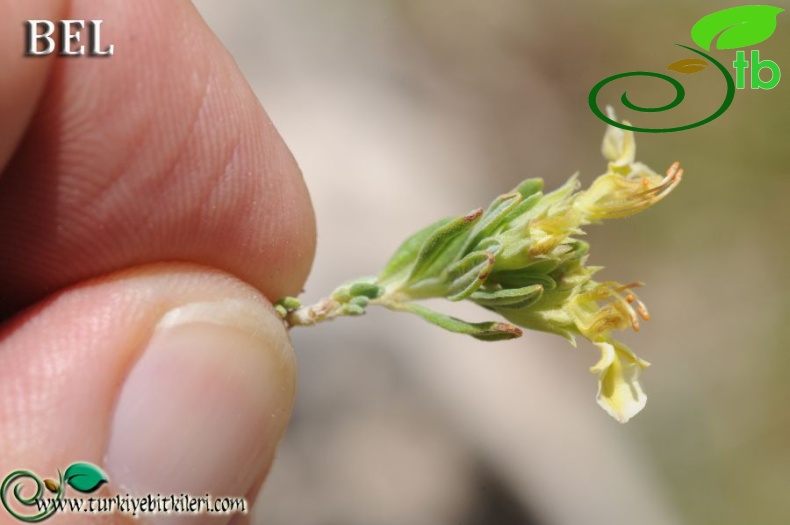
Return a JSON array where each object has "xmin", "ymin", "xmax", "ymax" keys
[
  {"xmin": 606, "ymin": 282, "xmax": 650, "ymax": 330},
  {"xmin": 636, "ymin": 162, "xmax": 683, "ymax": 200},
  {"xmin": 579, "ymin": 281, "xmax": 652, "ymax": 336},
  {"xmin": 635, "ymin": 300, "xmax": 650, "ymax": 321},
  {"xmin": 666, "ymin": 161, "xmax": 681, "ymax": 179}
]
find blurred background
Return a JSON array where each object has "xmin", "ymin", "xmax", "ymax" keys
[{"xmin": 193, "ymin": 1, "xmax": 790, "ymax": 524}]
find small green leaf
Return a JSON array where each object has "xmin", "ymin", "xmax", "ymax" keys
[
  {"xmin": 490, "ymin": 234, "xmax": 532, "ymax": 271},
  {"xmin": 470, "ymin": 284, "xmax": 544, "ymax": 309},
  {"xmin": 275, "ymin": 304, "xmax": 288, "ymax": 318},
  {"xmin": 396, "ymin": 303, "xmax": 522, "ymax": 341},
  {"xmin": 349, "ymin": 282, "xmax": 384, "ymax": 299},
  {"xmin": 475, "ymin": 237, "xmax": 502, "ymax": 255},
  {"xmin": 520, "ymin": 258, "xmax": 561, "ymax": 275},
  {"xmin": 349, "ymin": 295, "xmax": 370, "ymax": 308},
  {"xmin": 500, "ymin": 192, "xmax": 542, "ymax": 228},
  {"xmin": 331, "ymin": 281, "xmax": 381, "ymax": 306},
  {"xmin": 496, "ymin": 191, "xmax": 542, "ymax": 238},
  {"xmin": 463, "ymin": 192, "xmax": 522, "ymax": 251},
  {"xmin": 275, "ymin": 296, "xmax": 302, "ymax": 310},
  {"xmin": 529, "ymin": 174, "xmax": 579, "ymax": 215},
  {"xmin": 470, "ymin": 323, "xmax": 525, "ymax": 341},
  {"xmin": 343, "ymin": 303, "xmax": 366, "ymax": 315},
  {"xmin": 445, "ymin": 251, "xmax": 496, "ymax": 301},
  {"xmin": 377, "ymin": 217, "xmax": 453, "ymax": 284},
  {"xmin": 666, "ymin": 57, "xmax": 708, "ymax": 74},
  {"xmin": 63, "ymin": 463, "xmax": 108, "ymax": 494},
  {"xmin": 406, "ymin": 208, "xmax": 483, "ymax": 283},
  {"xmin": 514, "ymin": 178, "xmax": 543, "ymax": 200},
  {"xmin": 331, "ymin": 288, "xmax": 352, "ymax": 302},
  {"xmin": 691, "ymin": 5, "xmax": 784, "ymax": 51},
  {"xmin": 488, "ymin": 269, "xmax": 557, "ymax": 290}
]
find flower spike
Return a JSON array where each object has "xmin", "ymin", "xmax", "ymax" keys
[{"xmin": 276, "ymin": 111, "xmax": 680, "ymax": 423}]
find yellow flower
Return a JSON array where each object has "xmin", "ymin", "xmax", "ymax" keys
[
  {"xmin": 574, "ymin": 109, "xmax": 682, "ymax": 221},
  {"xmin": 564, "ymin": 282, "xmax": 652, "ymax": 422},
  {"xmin": 591, "ymin": 340, "xmax": 650, "ymax": 423},
  {"xmin": 575, "ymin": 162, "xmax": 682, "ymax": 221}
]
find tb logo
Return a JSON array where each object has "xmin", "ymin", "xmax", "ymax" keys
[
  {"xmin": 589, "ymin": 5, "xmax": 784, "ymax": 132},
  {"xmin": 733, "ymin": 50, "xmax": 780, "ymax": 89}
]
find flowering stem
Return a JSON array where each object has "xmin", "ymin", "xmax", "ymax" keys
[
  {"xmin": 277, "ymin": 280, "xmax": 399, "ymax": 328},
  {"xmin": 275, "ymin": 111, "xmax": 682, "ymax": 422}
]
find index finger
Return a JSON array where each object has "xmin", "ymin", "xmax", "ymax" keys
[{"xmin": 0, "ymin": 0, "xmax": 316, "ymax": 316}]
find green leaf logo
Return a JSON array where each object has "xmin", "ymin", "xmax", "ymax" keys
[
  {"xmin": 63, "ymin": 463, "xmax": 108, "ymax": 493},
  {"xmin": 691, "ymin": 5, "xmax": 784, "ymax": 51}
]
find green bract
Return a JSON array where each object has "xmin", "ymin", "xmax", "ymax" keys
[{"xmin": 276, "ymin": 111, "xmax": 682, "ymax": 423}]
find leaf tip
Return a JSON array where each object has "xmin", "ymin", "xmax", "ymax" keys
[
  {"xmin": 464, "ymin": 208, "xmax": 484, "ymax": 222},
  {"xmin": 473, "ymin": 322, "xmax": 523, "ymax": 341},
  {"xmin": 495, "ymin": 323, "xmax": 523, "ymax": 338}
]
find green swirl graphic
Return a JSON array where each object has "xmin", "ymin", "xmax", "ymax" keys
[
  {"xmin": 1, "ymin": 470, "xmax": 63, "ymax": 522},
  {"xmin": 588, "ymin": 44, "xmax": 736, "ymax": 133}
]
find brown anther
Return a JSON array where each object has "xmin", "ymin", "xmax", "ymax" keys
[{"xmin": 626, "ymin": 294, "xmax": 635, "ymax": 303}]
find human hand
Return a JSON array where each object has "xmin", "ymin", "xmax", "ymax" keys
[{"xmin": 0, "ymin": 1, "xmax": 315, "ymax": 523}]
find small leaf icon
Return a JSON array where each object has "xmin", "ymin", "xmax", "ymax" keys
[
  {"xmin": 666, "ymin": 58, "xmax": 709, "ymax": 74},
  {"xmin": 63, "ymin": 463, "xmax": 108, "ymax": 493},
  {"xmin": 43, "ymin": 478, "xmax": 60, "ymax": 493},
  {"xmin": 691, "ymin": 5, "xmax": 784, "ymax": 51}
]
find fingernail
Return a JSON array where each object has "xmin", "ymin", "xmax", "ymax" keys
[{"xmin": 105, "ymin": 298, "xmax": 295, "ymax": 520}]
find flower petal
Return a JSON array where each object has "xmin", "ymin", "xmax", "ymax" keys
[
  {"xmin": 590, "ymin": 341, "xmax": 650, "ymax": 423},
  {"xmin": 601, "ymin": 107, "xmax": 636, "ymax": 166},
  {"xmin": 574, "ymin": 161, "xmax": 682, "ymax": 221}
]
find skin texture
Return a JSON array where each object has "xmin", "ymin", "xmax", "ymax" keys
[{"xmin": 0, "ymin": 1, "xmax": 316, "ymax": 524}]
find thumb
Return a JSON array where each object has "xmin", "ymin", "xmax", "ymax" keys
[{"xmin": 0, "ymin": 264, "xmax": 295, "ymax": 521}]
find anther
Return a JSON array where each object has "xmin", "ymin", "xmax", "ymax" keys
[{"xmin": 635, "ymin": 301, "xmax": 650, "ymax": 321}]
